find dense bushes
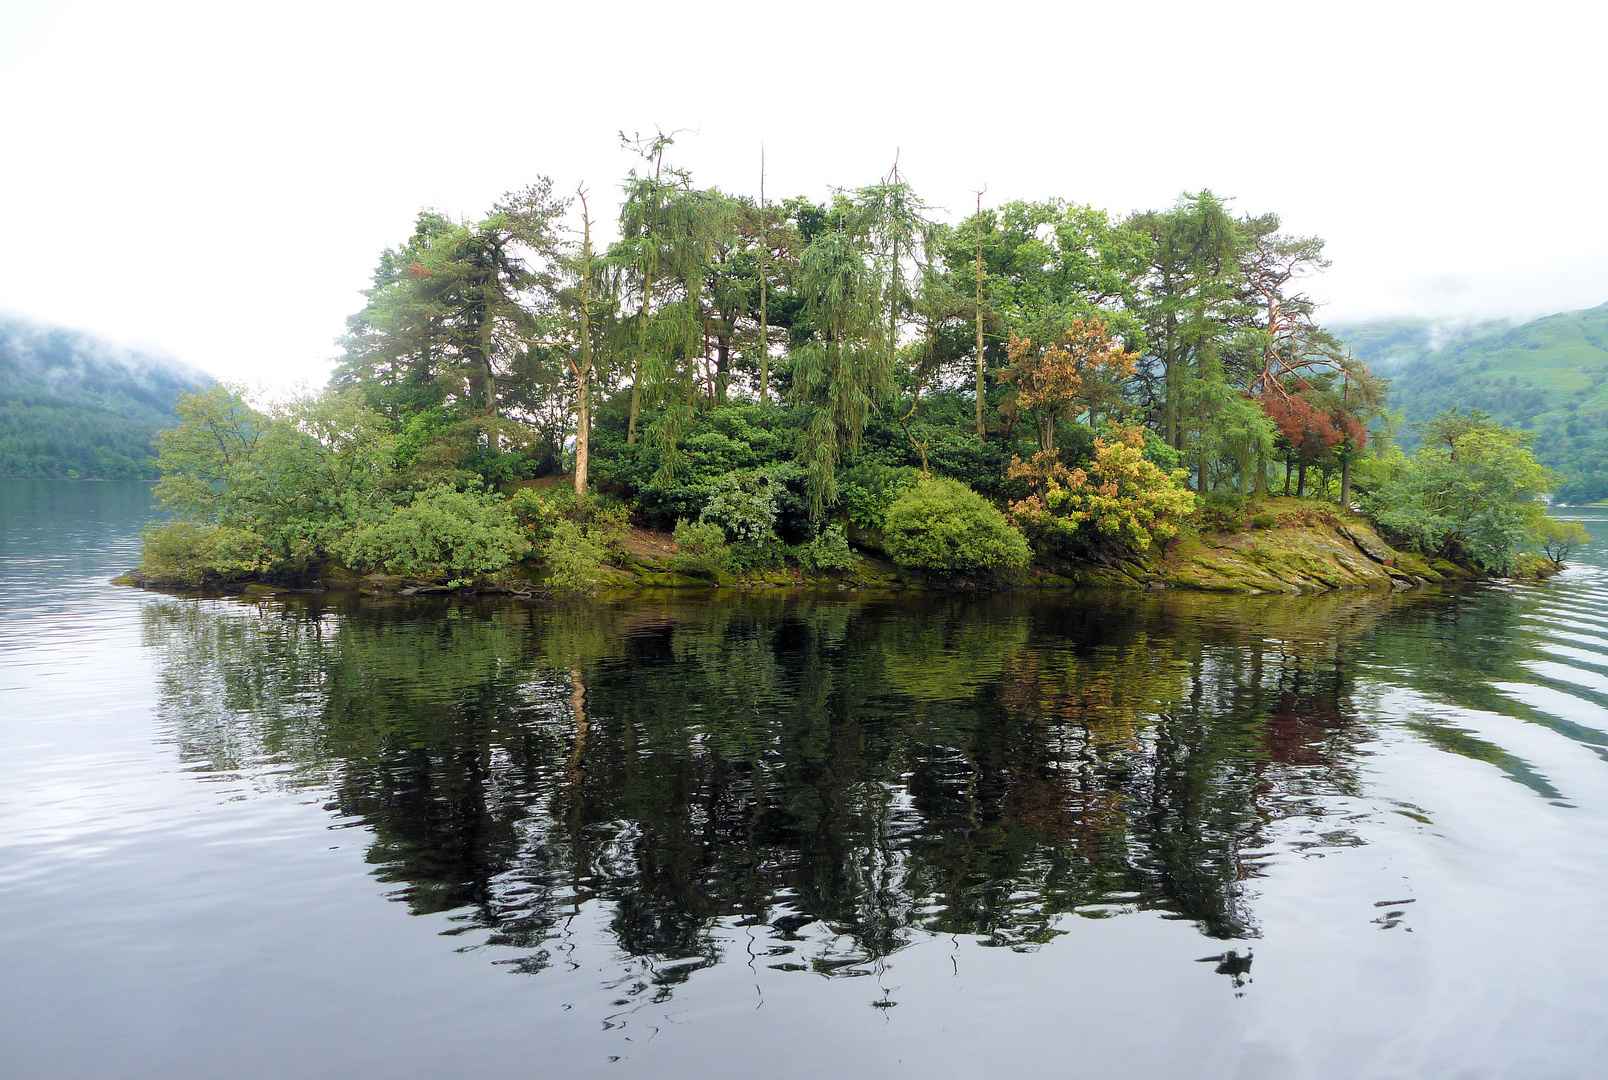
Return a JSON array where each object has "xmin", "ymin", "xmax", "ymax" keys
[
  {"xmin": 150, "ymin": 379, "xmax": 1529, "ymax": 594},
  {"xmin": 138, "ymin": 521, "xmax": 270, "ymax": 586},
  {"xmin": 883, "ymin": 478, "xmax": 1031, "ymax": 576},
  {"xmin": 699, "ymin": 468, "xmax": 780, "ymax": 544},
  {"xmin": 543, "ymin": 520, "xmax": 609, "ymax": 593},
  {"xmin": 793, "ymin": 523, "xmax": 857, "ymax": 573},
  {"xmin": 668, "ymin": 519, "xmax": 733, "ymax": 576},
  {"xmin": 338, "ymin": 484, "xmax": 529, "ymax": 579}
]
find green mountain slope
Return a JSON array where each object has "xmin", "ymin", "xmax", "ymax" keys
[
  {"xmin": 1336, "ymin": 302, "xmax": 1608, "ymax": 503},
  {"xmin": 0, "ymin": 315, "xmax": 212, "ymax": 479}
]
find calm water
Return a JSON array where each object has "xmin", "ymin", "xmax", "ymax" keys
[{"xmin": 4, "ymin": 480, "xmax": 1608, "ymax": 1079}]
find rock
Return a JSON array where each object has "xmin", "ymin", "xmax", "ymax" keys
[{"xmin": 1339, "ymin": 523, "xmax": 1396, "ymax": 564}]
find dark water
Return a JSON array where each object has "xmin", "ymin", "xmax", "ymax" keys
[{"xmin": 4, "ymin": 480, "xmax": 1608, "ymax": 1079}]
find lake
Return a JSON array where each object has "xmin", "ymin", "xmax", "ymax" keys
[{"xmin": 3, "ymin": 479, "xmax": 1607, "ymax": 1079}]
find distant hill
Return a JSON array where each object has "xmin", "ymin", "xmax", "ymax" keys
[
  {"xmin": 0, "ymin": 315, "xmax": 212, "ymax": 479},
  {"xmin": 1335, "ymin": 302, "xmax": 1608, "ymax": 503}
]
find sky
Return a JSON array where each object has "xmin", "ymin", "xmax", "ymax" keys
[{"xmin": 2, "ymin": 0, "xmax": 1605, "ymax": 387}]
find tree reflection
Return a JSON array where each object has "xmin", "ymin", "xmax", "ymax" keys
[{"xmin": 143, "ymin": 587, "xmax": 1420, "ymax": 994}]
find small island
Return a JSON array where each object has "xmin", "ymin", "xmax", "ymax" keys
[{"xmin": 122, "ymin": 146, "xmax": 1580, "ymax": 597}]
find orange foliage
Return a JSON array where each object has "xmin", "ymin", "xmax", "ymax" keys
[
  {"xmin": 1001, "ymin": 319, "xmax": 1136, "ymax": 449},
  {"xmin": 1260, "ymin": 393, "xmax": 1366, "ymax": 458}
]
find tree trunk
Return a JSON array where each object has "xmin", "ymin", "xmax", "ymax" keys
[
  {"xmin": 1297, "ymin": 460, "xmax": 1307, "ymax": 498},
  {"xmin": 575, "ymin": 372, "xmax": 589, "ymax": 496},
  {"xmin": 1284, "ymin": 456, "xmax": 1292, "ymax": 496},
  {"xmin": 483, "ymin": 334, "xmax": 499, "ymax": 452},
  {"xmin": 974, "ymin": 193, "xmax": 986, "ymax": 437},
  {"xmin": 758, "ymin": 147, "xmax": 770, "ymax": 406},
  {"xmin": 1340, "ymin": 455, "xmax": 1351, "ymax": 510},
  {"xmin": 714, "ymin": 337, "xmax": 730, "ymax": 406},
  {"xmin": 626, "ymin": 355, "xmax": 642, "ymax": 444},
  {"xmin": 574, "ymin": 190, "xmax": 594, "ymax": 497},
  {"xmin": 628, "ymin": 179, "xmax": 658, "ymax": 445}
]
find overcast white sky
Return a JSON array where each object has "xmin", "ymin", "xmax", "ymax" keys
[{"xmin": 2, "ymin": 0, "xmax": 1605, "ymax": 386}]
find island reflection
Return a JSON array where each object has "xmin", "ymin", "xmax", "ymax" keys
[{"xmin": 141, "ymin": 589, "xmax": 1457, "ymax": 992}]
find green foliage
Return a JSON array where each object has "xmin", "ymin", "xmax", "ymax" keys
[
  {"xmin": 338, "ymin": 484, "xmax": 529, "ymax": 579},
  {"xmin": 793, "ymin": 523, "xmax": 857, "ymax": 574},
  {"xmin": 790, "ymin": 228, "xmax": 894, "ymax": 516},
  {"xmin": 542, "ymin": 519, "xmax": 609, "ymax": 593},
  {"xmin": 669, "ymin": 518, "xmax": 734, "ymax": 575},
  {"xmin": 1194, "ymin": 494, "xmax": 1247, "ymax": 534},
  {"xmin": 836, "ymin": 462, "xmax": 919, "ymax": 529},
  {"xmin": 139, "ymin": 161, "xmax": 1426, "ymax": 588},
  {"xmin": 137, "ymin": 521, "xmax": 271, "ymax": 586},
  {"xmin": 505, "ymin": 486, "xmax": 569, "ymax": 543},
  {"xmin": 1367, "ymin": 411, "xmax": 1554, "ymax": 573},
  {"xmin": 699, "ymin": 468, "xmax": 781, "ymax": 544},
  {"xmin": 580, "ymin": 497, "xmax": 634, "ymax": 537},
  {"xmin": 1535, "ymin": 518, "xmax": 1590, "ymax": 567},
  {"xmin": 883, "ymin": 477, "xmax": 1031, "ymax": 576},
  {"xmin": 728, "ymin": 541, "xmax": 787, "ymax": 573},
  {"xmin": 591, "ymin": 406, "xmax": 793, "ymax": 527},
  {"xmin": 153, "ymin": 386, "xmax": 397, "ymax": 573}
]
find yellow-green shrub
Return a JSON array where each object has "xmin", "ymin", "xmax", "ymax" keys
[{"xmin": 883, "ymin": 478, "xmax": 1030, "ymax": 576}]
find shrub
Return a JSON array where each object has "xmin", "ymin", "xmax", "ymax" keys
[
  {"xmin": 837, "ymin": 463, "xmax": 919, "ymax": 530},
  {"xmin": 1250, "ymin": 513, "xmax": 1277, "ymax": 530},
  {"xmin": 1190, "ymin": 493, "xmax": 1245, "ymax": 534},
  {"xmin": 543, "ymin": 519, "xmax": 609, "ymax": 593},
  {"xmin": 794, "ymin": 523, "xmax": 858, "ymax": 574},
  {"xmin": 506, "ymin": 487, "xmax": 569, "ymax": 543},
  {"xmin": 669, "ymin": 518, "xmax": 734, "ymax": 576},
  {"xmin": 883, "ymin": 477, "xmax": 1031, "ymax": 576},
  {"xmin": 700, "ymin": 469, "xmax": 781, "ymax": 544},
  {"xmin": 729, "ymin": 541, "xmax": 787, "ymax": 573},
  {"xmin": 138, "ymin": 521, "xmax": 271, "ymax": 586},
  {"xmin": 1007, "ymin": 428, "xmax": 1196, "ymax": 551},
  {"xmin": 337, "ymin": 483, "xmax": 530, "ymax": 580},
  {"xmin": 583, "ymin": 498, "xmax": 634, "ymax": 537}
]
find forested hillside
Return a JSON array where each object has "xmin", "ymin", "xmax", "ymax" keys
[
  {"xmin": 0, "ymin": 316, "xmax": 212, "ymax": 478},
  {"xmin": 1336, "ymin": 303, "xmax": 1608, "ymax": 502}
]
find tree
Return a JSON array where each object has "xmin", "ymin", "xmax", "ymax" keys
[
  {"xmin": 1000, "ymin": 318, "xmax": 1135, "ymax": 455},
  {"xmin": 940, "ymin": 198, "xmax": 1149, "ymax": 439},
  {"xmin": 790, "ymin": 216, "xmax": 891, "ymax": 516},
  {"xmin": 151, "ymin": 385, "xmax": 396, "ymax": 574},
  {"xmin": 1536, "ymin": 518, "xmax": 1589, "ymax": 568},
  {"xmin": 332, "ymin": 180, "xmax": 569, "ymax": 462},
  {"xmin": 1368, "ymin": 410, "xmax": 1555, "ymax": 573},
  {"xmin": 1131, "ymin": 192, "xmax": 1248, "ymax": 491}
]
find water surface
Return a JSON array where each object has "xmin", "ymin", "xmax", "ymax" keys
[{"xmin": 3, "ymin": 479, "xmax": 1607, "ymax": 1079}]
